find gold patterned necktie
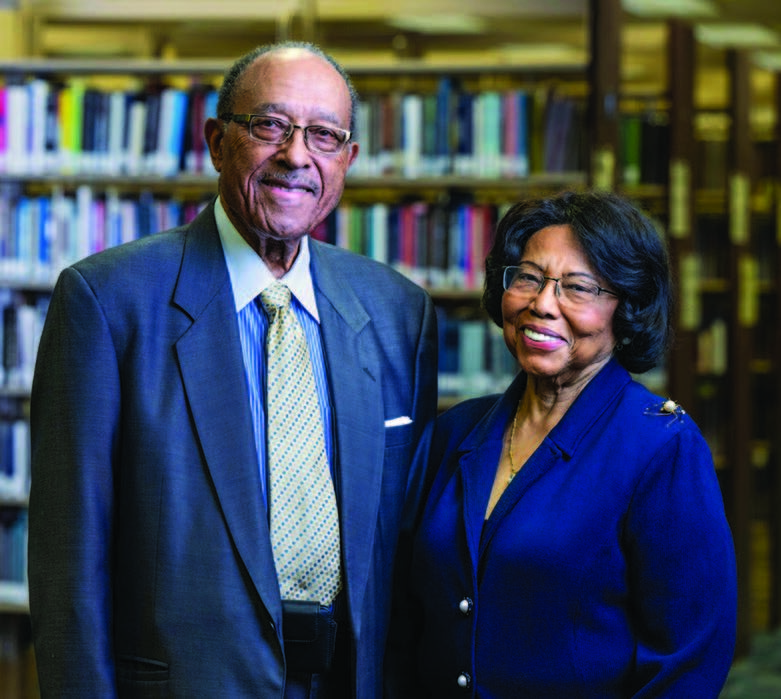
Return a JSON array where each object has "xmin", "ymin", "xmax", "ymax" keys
[{"xmin": 260, "ymin": 281, "xmax": 342, "ymax": 604}]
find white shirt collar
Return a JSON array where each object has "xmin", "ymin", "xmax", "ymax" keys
[{"xmin": 214, "ymin": 196, "xmax": 320, "ymax": 322}]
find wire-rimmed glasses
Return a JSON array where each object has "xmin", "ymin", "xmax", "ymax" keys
[
  {"xmin": 503, "ymin": 263, "xmax": 618, "ymax": 306},
  {"xmin": 220, "ymin": 113, "xmax": 352, "ymax": 155}
]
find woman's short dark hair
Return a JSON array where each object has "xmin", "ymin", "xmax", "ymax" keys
[
  {"xmin": 216, "ymin": 41, "xmax": 361, "ymax": 137},
  {"xmin": 483, "ymin": 190, "xmax": 673, "ymax": 374}
]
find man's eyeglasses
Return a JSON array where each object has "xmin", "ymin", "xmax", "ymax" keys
[
  {"xmin": 503, "ymin": 263, "xmax": 618, "ymax": 306},
  {"xmin": 220, "ymin": 113, "xmax": 351, "ymax": 155}
]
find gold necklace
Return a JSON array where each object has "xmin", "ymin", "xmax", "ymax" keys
[{"xmin": 508, "ymin": 406, "xmax": 520, "ymax": 484}]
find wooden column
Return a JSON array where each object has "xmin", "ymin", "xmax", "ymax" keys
[
  {"xmin": 665, "ymin": 21, "xmax": 697, "ymax": 416},
  {"xmin": 771, "ymin": 71, "xmax": 781, "ymax": 629},
  {"xmin": 588, "ymin": 0, "xmax": 621, "ymax": 191},
  {"xmin": 726, "ymin": 48, "xmax": 755, "ymax": 658}
]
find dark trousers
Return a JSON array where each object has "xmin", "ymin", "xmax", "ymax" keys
[{"xmin": 284, "ymin": 596, "xmax": 350, "ymax": 699}]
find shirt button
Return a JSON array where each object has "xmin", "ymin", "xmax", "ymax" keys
[
  {"xmin": 457, "ymin": 672, "xmax": 471, "ymax": 689},
  {"xmin": 458, "ymin": 597, "xmax": 473, "ymax": 615}
]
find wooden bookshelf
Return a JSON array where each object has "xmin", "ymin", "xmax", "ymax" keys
[
  {"xmin": 725, "ymin": 48, "xmax": 757, "ymax": 658},
  {"xmin": 0, "ymin": 54, "xmax": 594, "ymax": 426}
]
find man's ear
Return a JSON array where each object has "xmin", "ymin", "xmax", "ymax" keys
[
  {"xmin": 204, "ymin": 118, "xmax": 225, "ymax": 172},
  {"xmin": 345, "ymin": 141, "xmax": 359, "ymax": 168}
]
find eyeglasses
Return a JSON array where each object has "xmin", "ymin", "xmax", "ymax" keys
[
  {"xmin": 220, "ymin": 113, "xmax": 352, "ymax": 155},
  {"xmin": 503, "ymin": 263, "xmax": 618, "ymax": 306}
]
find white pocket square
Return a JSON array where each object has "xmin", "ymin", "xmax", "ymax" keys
[{"xmin": 384, "ymin": 415, "xmax": 413, "ymax": 428}]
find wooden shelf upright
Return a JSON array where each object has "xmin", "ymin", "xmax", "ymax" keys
[
  {"xmin": 725, "ymin": 48, "xmax": 756, "ymax": 658},
  {"xmin": 771, "ymin": 70, "xmax": 781, "ymax": 630},
  {"xmin": 665, "ymin": 21, "xmax": 697, "ymax": 415},
  {"xmin": 587, "ymin": 0, "xmax": 621, "ymax": 191}
]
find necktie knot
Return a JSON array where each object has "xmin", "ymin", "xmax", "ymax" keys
[{"xmin": 260, "ymin": 281, "xmax": 291, "ymax": 315}]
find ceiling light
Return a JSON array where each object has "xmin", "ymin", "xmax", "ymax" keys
[
  {"xmin": 388, "ymin": 15, "xmax": 488, "ymax": 35},
  {"xmin": 622, "ymin": 0, "xmax": 717, "ymax": 18},
  {"xmin": 498, "ymin": 43, "xmax": 586, "ymax": 64},
  {"xmin": 696, "ymin": 23, "xmax": 780, "ymax": 48}
]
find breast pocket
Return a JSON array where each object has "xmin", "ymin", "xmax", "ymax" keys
[{"xmin": 385, "ymin": 422, "xmax": 414, "ymax": 448}]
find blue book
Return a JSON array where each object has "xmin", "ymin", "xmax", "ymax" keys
[
  {"xmin": 454, "ymin": 91, "xmax": 474, "ymax": 175},
  {"xmin": 37, "ymin": 196, "xmax": 51, "ymax": 273},
  {"xmin": 434, "ymin": 77, "xmax": 453, "ymax": 174},
  {"xmin": 516, "ymin": 90, "xmax": 530, "ymax": 176},
  {"xmin": 157, "ymin": 87, "xmax": 189, "ymax": 176}
]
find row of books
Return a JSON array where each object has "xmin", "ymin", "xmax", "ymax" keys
[
  {"xmin": 0, "ymin": 291, "xmax": 49, "ymax": 392},
  {"xmin": 3, "ymin": 186, "xmax": 773, "ymax": 298},
  {"xmin": 438, "ymin": 311, "xmax": 518, "ymax": 399},
  {"xmin": 0, "ymin": 185, "xmax": 210, "ymax": 284},
  {"xmin": 618, "ymin": 112, "xmax": 669, "ymax": 186},
  {"xmin": 0, "ymin": 509, "xmax": 26, "ymax": 584},
  {"xmin": 0, "ymin": 186, "xmax": 498, "ymax": 291},
  {"xmin": 351, "ymin": 81, "xmax": 587, "ymax": 179},
  {"xmin": 0, "ymin": 420, "xmax": 29, "ymax": 502},
  {"xmin": 2, "ymin": 74, "xmax": 765, "ymax": 189},
  {"xmin": 0, "ymin": 78, "xmax": 219, "ymax": 177},
  {"xmin": 0, "ymin": 75, "xmax": 588, "ymax": 180},
  {"xmin": 314, "ymin": 200, "xmax": 500, "ymax": 291}
]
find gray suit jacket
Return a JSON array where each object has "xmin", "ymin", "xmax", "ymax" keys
[{"xmin": 28, "ymin": 200, "xmax": 438, "ymax": 697}]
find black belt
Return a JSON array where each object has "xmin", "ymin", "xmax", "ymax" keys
[{"xmin": 282, "ymin": 597, "xmax": 342, "ymax": 674}]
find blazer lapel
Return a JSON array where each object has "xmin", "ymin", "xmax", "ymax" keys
[
  {"xmin": 457, "ymin": 403, "xmax": 510, "ymax": 567},
  {"xmin": 172, "ymin": 205, "xmax": 283, "ymax": 625},
  {"xmin": 310, "ymin": 242, "xmax": 383, "ymax": 638}
]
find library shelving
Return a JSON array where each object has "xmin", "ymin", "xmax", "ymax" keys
[
  {"xmin": 0, "ymin": 53, "xmax": 597, "ymax": 646},
  {"xmin": 0, "ymin": 54, "xmax": 593, "ymax": 411}
]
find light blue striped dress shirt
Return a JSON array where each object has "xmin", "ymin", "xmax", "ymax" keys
[{"xmin": 214, "ymin": 198, "xmax": 333, "ymax": 509}]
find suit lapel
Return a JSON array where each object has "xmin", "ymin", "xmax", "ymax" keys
[
  {"xmin": 172, "ymin": 205, "xmax": 283, "ymax": 626},
  {"xmin": 310, "ymin": 242, "xmax": 383, "ymax": 637}
]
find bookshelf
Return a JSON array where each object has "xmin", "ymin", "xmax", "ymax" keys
[
  {"xmin": 0, "ymin": 57, "xmax": 592, "ymax": 420},
  {"xmin": 0, "ymin": 49, "xmax": 594, "ymax": 694},
  {"xmin": 0, "ymin": 50, "xmax": 595, "ymax": 643},
  {"xmin": 604, "ymin": 16, "xmax": 776, "ymax": 655},
  {"xmin": 0, "ymin": 20, "xmax": 603, "ymax": 697}
]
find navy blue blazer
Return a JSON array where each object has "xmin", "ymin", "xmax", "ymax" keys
[
  {"xmin": 389, "ymin": 359, "xmax": 736, "ymax": 698},
  {"xmin": 28, "ymin": 200, "xmax": 438, "ymax": 697}
]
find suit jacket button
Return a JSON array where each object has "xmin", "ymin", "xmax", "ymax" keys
[{"xmin": 457, "ymin": 672, "xmax": 471, "ymax": 689}]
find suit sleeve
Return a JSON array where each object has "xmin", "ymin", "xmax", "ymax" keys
[
  {"xmin": 625, "ymin": 425, "xmax": 737, "ymax": 697},
  {"xmin": 28, "ymin": 267, "xmax": 120, "ymax": 697}
]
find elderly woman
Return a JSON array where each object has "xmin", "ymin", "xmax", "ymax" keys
[{"xmin": 387, "ymin": 190, "xmax": 736, "ymax": 698}]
